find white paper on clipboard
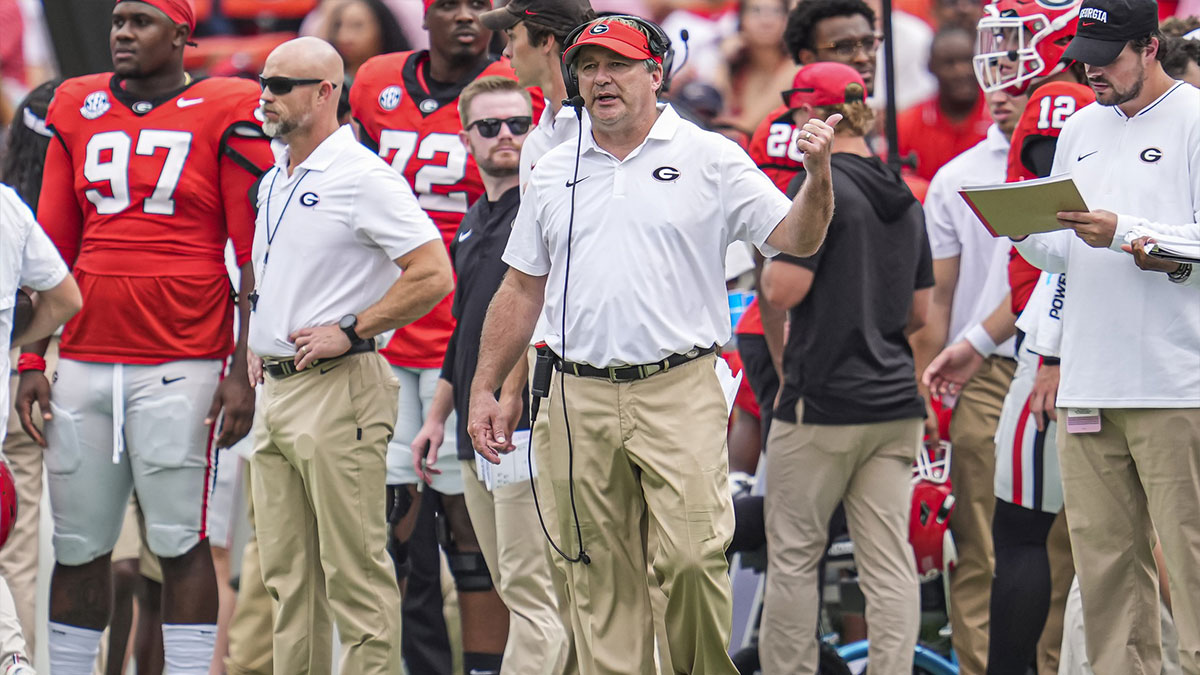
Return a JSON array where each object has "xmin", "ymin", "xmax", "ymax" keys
[{"xmin": 475, "ymin": 429, "xmax": 534, "ymax": 491}]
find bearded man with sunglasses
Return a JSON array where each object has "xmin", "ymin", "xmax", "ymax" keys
[
  {"xmin": 15, "ymin": 0, "xmax": 274, "ymax": 672},
  {"xmin": 246, "ymin": 37, "xmax": 452, "ymax": 675}
]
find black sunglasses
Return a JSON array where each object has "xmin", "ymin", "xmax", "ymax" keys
[
  {"xmin": 258, "ymin": 76, "xmax": 336, "ymax": 95},
  {"xmin": 466, "ymin": 116, "xmax": 533, "ymax": 138}
]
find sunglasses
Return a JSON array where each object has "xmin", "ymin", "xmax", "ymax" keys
[
  {"xmin": 466, "ymin": 116, "xmax": 533, "ymax": 138},
  {"xmin": 258, "ymin": 76, "xmax": 335, "ymax": 95}
]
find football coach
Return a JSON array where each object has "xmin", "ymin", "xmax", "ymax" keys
[{"xmin": 467, "ymin": 15, "xmax": 840, "ymax": 675}]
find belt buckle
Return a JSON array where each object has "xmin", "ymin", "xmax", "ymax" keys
[
  {"xmin": 639, "ymin": 363, "xmax": 662, "ymax": 379},
  {"xmin": 606, "ymin": 366, "xmax": 622, "ymax": 383}
]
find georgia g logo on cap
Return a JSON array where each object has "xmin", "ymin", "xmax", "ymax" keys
[{"xmin": 589, "ymin": 23, "xmax": 610, "ymax": 35}]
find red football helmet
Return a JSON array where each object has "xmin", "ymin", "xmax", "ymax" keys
[
  {"xmin": 974, "ymin": 0, "xmax": 1082, "ymax": 95},
  {"xmin": 910, "ymin": 442, "xmax": 957, "ymax": 581},
  {"xmin": 0, "ymin": 461, "xmax": 17, "ymax": 550}
]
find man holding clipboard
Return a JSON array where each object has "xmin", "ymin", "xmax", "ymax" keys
[{"xmin": 1007, "ymin": 0, "xmax": 1200, "ymax": 671}]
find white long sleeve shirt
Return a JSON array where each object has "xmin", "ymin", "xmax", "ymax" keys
[{"xmin": 1014, "ymin": 82, "xmax": 1200, "ymax": 408}]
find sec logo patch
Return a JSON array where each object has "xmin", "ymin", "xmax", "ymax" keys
[
  {"xmin": 80, "ymin": 91, "xmax": 111, "ymax": 120},
  {"xmin": 378, "ymin": 85, "xmax": 402, "ymax": 111}
]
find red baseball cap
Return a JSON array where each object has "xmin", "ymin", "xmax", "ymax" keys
[
  {"xmin": 782, "ymin": 62, "xmax": 867, "ymax": 109},
  {"xmin": 117, "ymin": 0, "xmax": 196, "ymax": 35},
  {"xmin": 563, "ymin": 19, "xmax": 662, "ymax": 67}
]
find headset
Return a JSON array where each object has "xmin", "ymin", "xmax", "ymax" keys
[{"xmin": 524, "ymin": 15, "xmax": 691, "ymax": 568}]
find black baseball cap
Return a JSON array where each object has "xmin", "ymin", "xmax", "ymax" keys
[
  {"xmin": 1062, "ymin": 0, "xmax": 1160, "ymax": 66},
  {"xmin": 480, "ymin": 0, "xmax": 593, "ymax": 34}
]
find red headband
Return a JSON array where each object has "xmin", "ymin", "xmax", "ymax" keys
[{"xmin": 117, "ymin": 0, "xmax": 196, "ymax": 35}]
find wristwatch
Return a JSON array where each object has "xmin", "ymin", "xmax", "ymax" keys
[
  {"xmin": 339, "ymin": 314, "xmax": 362, "ymax": 344},
  {"xmin": 1168, "ymin": 263, "xmax": 1192, "ymax": 284}
]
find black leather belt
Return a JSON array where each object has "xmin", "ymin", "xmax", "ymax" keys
[
  {"xmin": 263, "ymin": 340, "xmax": 375, "ymax": 379},
  {"xmin": 556, "ymin": 345, "xmax": 717, "ymax": 383}
]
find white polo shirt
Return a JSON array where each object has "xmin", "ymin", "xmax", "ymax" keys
[
  {"xmin": 520, "ymin": 100, "xmax": 587, "ymax": 193},
  {"xmin": 923, "ymin": 124, "xmax": 1016, "ymax": 358},
  {"xmin": 248, "ymin": 125, "xmax": 441, "ymax": 359},
  {"xmin": 503, "ymin": 104, "xmax": 792, "ymax": 368},
  {"xmin": 1, "ymin": 184, "xmax": 70, "ymax": 443},
  {"xmin": 1014, "ymin": 82, "xmax": 1200, "ymax": 409}
]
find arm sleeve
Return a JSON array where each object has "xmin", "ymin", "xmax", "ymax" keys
[
  {"xmin": 922, "ymin": 166, "xmax": 965, "ymax": 260},
  {"xmin": 501, "ymin": 176, "xmax": 551, "ymax": 276},
  {"xmin": 915, "ymin": 220, "xmax": 935, "ymax": 290},
  {"xmin": 440, "ymin": 326, "xmax": 458, "ymax": 383},
  {"xmin": 6, "ymin": 189, "xmax": 70, "ymax": 292},
  {"xmin": 36, "ymin": 135, "xmax": 85, "ymax": 269},
  {"xmin": 219, "ymin": 129, "xmax": 274, "ymax": 266},
  {"xmin": 352, "ymin": 164, "xmax": 441, "ymax": 259},
  {"xmin": 1021, "ymin": 135, "xmax": 1058, "ymax": 178},
  {"xmin": 720, "ymin": 140, "xmax": 792, "ymax": 257}
]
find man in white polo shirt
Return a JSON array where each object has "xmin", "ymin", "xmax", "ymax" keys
[
  {"xmin": 1012, "ymin": 0, "xmax": 1200, "ymax": 670},
  {"xmin": 910, "ymin": 87, "xmax": 1025, "ymax": 674},
  {"xmin": 467, "ymin": 16, "xmax": 839, "ymax": 675},
  {"xmin": 246, "ymin": 37, "xmax": 452, "ymax": 675}
]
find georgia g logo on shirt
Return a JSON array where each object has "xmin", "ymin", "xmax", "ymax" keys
[{"xmin": 652, "ymin": 166, "xmax": 681, "ymax": 182}]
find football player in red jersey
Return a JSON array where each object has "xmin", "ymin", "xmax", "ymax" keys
[
  {"xmin": 349, "ymin": 1, "xmax": 531, "ymax": 671},
  {"xmin": 13, "ymin": 1, "xmax": 272, "ymax": 672},
  {"xmin": 975, "ymin": 2, "xmax": 1090, "ymax": 671}
]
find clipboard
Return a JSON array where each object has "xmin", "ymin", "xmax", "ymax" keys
[{"xmin": 958, "ymin": 174, "xmax": 1089, "ymax": 238}]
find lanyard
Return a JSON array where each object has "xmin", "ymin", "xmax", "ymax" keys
[{"xmin": 250, "ymin": 167, "xmax": 308, "ymax": 311}]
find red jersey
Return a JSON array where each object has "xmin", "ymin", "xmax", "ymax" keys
[
  {"xmin": 1006, "ymin": 81, "xmax": 1094, "ymax": 314},
  {"xmin": 38, "ymin": 74, "xmax": 271, "ymax": 364},
  {"xmin": 748, "ymin": 105, "xmax": 805, "ymax": 194},
  {"xmin": 351, "ymin": 51, "xmax": 539, "ymax": 368},
  {"xmin": 896, "ymin": 95, "xmax": 991, "ymax": 182}
]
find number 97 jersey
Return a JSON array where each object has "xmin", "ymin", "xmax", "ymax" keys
[{"xmin": 38, "ymin": 74, "xmax": 271, "ymax": 364}]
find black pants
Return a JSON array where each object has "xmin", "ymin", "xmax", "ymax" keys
[
  {"xmin": 737, "ymin": 333, "xmax": 778, "ymax": 450},
  {"xmin": 400, "ymin": 488, "xmax": 453, "ymax": 674},
  {"xmin": 987, "ymin": 499, "xmax": 1058, "ymax": 675}
]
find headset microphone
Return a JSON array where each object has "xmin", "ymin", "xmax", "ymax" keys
[{"xmin": 563, "ymin": 95, "xmax": 586, "ymax": 112}]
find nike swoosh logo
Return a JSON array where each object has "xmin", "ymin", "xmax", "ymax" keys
[
  {"xmin": 565, "ymin": 176, "xmax": 590, "ymax": 188},
  {"xmin": 1077, "ymin": 151, "xmax": 1099, "ymax": 161},
  {"xmin": 162, "ymin": 376, "xmax": 186, "ymax": 385},
  {"xmin": 459, "ymin": 230, "xmax": 473, "ymax": 242},
  {"xmin": 319, "ymin": 363, "xmax": 342, "ymax": 375},
  {"xmin": 177, "ymin": 97, "xmax": 204, "ymax": 108}
]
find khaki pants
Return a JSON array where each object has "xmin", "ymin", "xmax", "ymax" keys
[
  {"xmin": 1057, "ymin": 407, "xmax": 1200, "ymax": 675},
  {"xmin": 0, "ymin": 341, "xmax": 58, "ymax": 654},
  {"xmin": 761, "ymin": 408, "xmax": 922, "ymax": 675},
  {"xmin": 540, "ymin": 354, "xmax": 736, "ymax": 675},
  {"xmin": 461, "ymin": 460, "xmax": 568, "ymax": 674},
  {"xmin": 226, "ymin": 465, "xmax": 274, "ymax": 675},
  {"xmin": 948, "ymin": 355, "xmax": 1015, "ymax": 675},
  {"xmin": 250, "ymin": 352, "xmax": 402, "ymax": 675}
]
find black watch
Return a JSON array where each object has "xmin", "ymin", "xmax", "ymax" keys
[{"xmin": 339, "ymin": 314, "xmax": 362, "ymax": 344}]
